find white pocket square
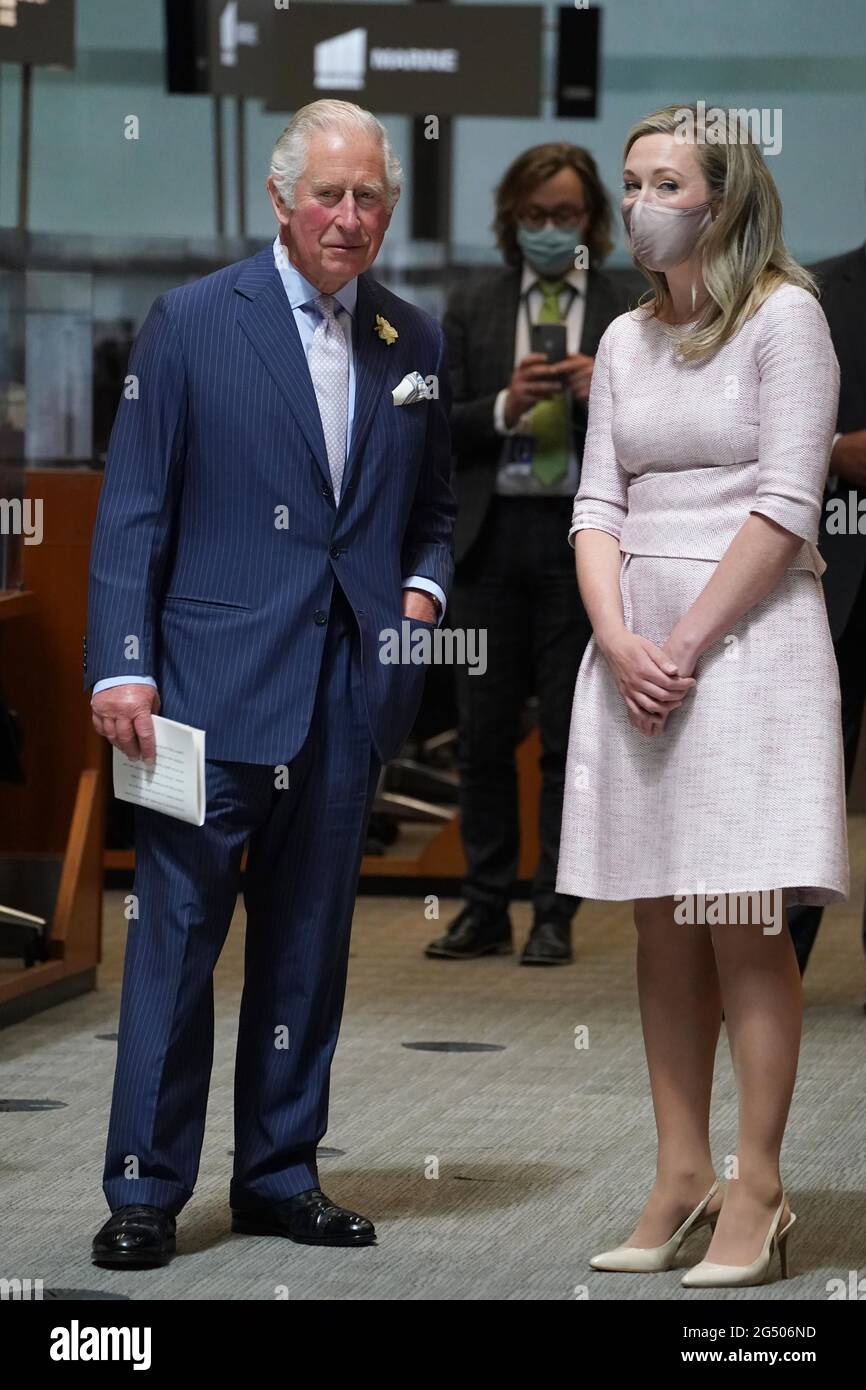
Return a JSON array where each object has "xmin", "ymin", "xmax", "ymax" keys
[{"xmin": 392, "ymin": 371, "xmax": 432, "ymax": 406}]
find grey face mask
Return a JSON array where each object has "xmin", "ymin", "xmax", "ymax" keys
[{"xmin": 621, "ymin": 197, "xmax": 713, "ymax": 271}]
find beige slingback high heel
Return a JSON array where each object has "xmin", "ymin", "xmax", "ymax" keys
[
  {"xmin": 681, "ymin": 1193, "xmax": 796, "ymax": 1288},
  {"xmin": 589, "ymin": 1180, "xmax": 720, "ymax": 1273}
]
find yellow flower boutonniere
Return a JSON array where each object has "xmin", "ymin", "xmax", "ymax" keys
[{"xmin": 374, "ymin": 313, "xmax": 398, "ymax": 345}]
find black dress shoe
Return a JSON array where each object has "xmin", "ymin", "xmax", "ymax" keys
[
  {"xmin": 425, "ymin": 903, "xmax": 513, "ymax": 959},
  {"xmin": 231, "ymin": 1188, "xmax": 375, "ymax": 1247},
  {"xmin": 520, "ymin": 917, "xmax": 573, "ymax": 965},
  {"xmin": 91, "ymin": 1204, "xmax": 176, "ymax": 1268}
]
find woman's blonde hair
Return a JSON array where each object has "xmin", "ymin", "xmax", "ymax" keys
[{"xmin": 623, "ymin": 102, "xmax": 817, "ymax": 362}]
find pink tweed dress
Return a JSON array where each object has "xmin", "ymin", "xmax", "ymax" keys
[{"xmin": 555, "ymin": 284, "xmax": 849, "ymax": 906}]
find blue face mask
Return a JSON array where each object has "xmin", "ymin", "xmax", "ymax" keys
[{"xmin": 516, "ymin": 223, "xmax": 580, "ymax": 277}]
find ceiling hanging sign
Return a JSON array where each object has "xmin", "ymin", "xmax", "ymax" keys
[
  {"xmin": 555, "ymin": 5, "xmax": 600, "ymax": 119},
  {"xmin": 0, "ymin": 0, "xmax": 75, "ymax": 66},
  {"xmin": 183, "ymin": 1, "xmax": 543, "ymax": 116},
  {"xmin": 266, "ymin": 4, "xmax": 542, "ymax": 115}
]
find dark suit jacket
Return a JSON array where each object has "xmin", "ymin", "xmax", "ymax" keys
[
  {"xmin": 810, "ymin": 244, "xmax": 866, "ymax": 641},
  {"xmin": 442, "ymin": 264, "xmax": 629, "ymax": 566},
  {"xmin": 85, "ymin": 245, "xmax": 457, "ymax": 766}
]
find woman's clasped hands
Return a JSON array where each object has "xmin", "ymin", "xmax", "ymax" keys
[{"xmin": 597, "ymin": 627, "xmax": 697, "ymax": 737}]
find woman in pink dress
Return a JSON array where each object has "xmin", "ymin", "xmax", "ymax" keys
[{"xmin": 556, "ymin": 102, "xmax": 848, "ymax": 1287}]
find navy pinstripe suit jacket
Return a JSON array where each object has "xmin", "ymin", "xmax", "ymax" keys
[{"xmin": 84, "ymin": 246, "xmax": 457, "ymax": 766}]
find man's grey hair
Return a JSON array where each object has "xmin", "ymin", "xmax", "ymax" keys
[{"xmin": 269, "ymin": 99, "xmax": 403, "ymax": 212}]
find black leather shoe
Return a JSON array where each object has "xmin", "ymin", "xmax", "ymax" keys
[
  {"xmin": 231, "ymin": 1188, "xmax": 375, "ymax": 1247},
  {"xmin": 520, "ymin": 917, "xmax": 573, "ymax": 965},
  {"xmin": 91, "ymin": 1204, "xmax": 176, "ymax": 1268},
  {"xmin": 425, "ymin": 903, "xmax": 513, "ymax": 959}
]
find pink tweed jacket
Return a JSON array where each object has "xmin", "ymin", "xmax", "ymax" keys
[{"xmin": 568, "ymin": 283, "xmax": 841, "ymax": 578}]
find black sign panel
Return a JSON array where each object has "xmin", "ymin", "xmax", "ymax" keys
[
  {"xmin": 265, "ymin": 4, "xmax": 542, "ymax": 116},
  {"xmin": 0, "ymin": 0, "xmax": 75, "ymax": 67},
  {"xmin": 556, "ymin": 5, "xmax": 600, "ymax": 119},
  {"xmin": 200, "ymin": 0, "xmax": 271, "ymax": 99},
  {"xmin": 182, "ymin": 1, "xmax": 542, "ymax": 117}
]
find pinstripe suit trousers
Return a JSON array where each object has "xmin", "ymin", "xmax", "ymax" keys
[{"xmin": 102, "ymin": 581, "xmax": 381, "ymax": 1214}]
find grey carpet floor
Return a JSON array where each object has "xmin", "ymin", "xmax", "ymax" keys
[{"xmin": 2, "ymin": 818, "xmax": 865, "ymax": 1301}]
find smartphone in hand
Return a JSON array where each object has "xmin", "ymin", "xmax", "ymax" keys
[{"xmin": 529, "ymin": 322, "xmax": 567, "ymax": 374}]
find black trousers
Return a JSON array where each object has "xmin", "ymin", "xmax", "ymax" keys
[
  {"xmin": 450, "ymin": 495, "xmax": 592, "ymax": 921},
  {"xmin": 787, "ymin": 569, "xmax": 866, "ymax": 969}
]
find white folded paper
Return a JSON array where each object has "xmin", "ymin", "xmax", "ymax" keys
[
  {"xmin": 112, "ymin": 714, "xmax": 206, "ymax": 826},
  {"xmin": 392, "ymin": 371, "xmax": 432, "ymax": 406}
]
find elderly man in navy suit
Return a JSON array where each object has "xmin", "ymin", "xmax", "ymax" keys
[{"xmin": 85, "ymin": 100, "xmax": 456, "ymax": 1267}]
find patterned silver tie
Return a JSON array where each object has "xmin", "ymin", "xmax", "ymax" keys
[{"xmin": 308, "ymin": 292, "xmax": 349, "ymax": 506}]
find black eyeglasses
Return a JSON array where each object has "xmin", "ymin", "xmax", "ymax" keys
[{"xmin": 519, "ymin": 204, "xmax": 587, "ymax": 229}]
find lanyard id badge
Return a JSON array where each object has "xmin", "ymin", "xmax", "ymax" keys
[{"xmin": 504, "ymin": 432, "xmax": 535, "ymax": 466}]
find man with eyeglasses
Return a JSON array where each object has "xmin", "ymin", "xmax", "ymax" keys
[{"xmin": 427, "ymin": 143, "xmax": 628, "ymax": 965}]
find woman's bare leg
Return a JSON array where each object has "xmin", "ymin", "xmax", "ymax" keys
[
  {"xmin": 702, "ymin": 888, "xmax": 797, "ymax": 1263},
  {"xmin": 624, "ymin": 895, "xmax": 724, "ymax": 1246}
]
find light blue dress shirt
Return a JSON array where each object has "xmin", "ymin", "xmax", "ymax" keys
[{"xmin": 92, "ymin": 238, "xmax": 446, "ymax": 697}]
